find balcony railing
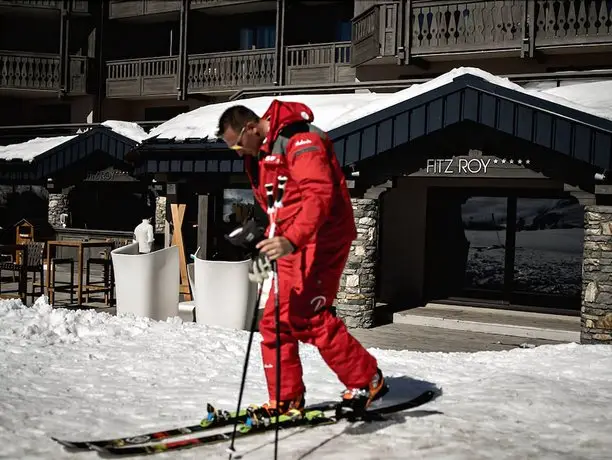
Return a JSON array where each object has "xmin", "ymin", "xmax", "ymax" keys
[
  {"xmin": 0, "ymin": 0, "xmax": 88, "ymax": 12},
  {"xmin": 108, "ymin": 0, "xmax": 270, "ymax": 18},
  {"xmin": 0, "ymin": 51, "xmax": 88, "ymax": 94},
  {"xmin": 187, "ymin": 48, "xmax": 275, "ymax": 91},
  {"xmin": 285, "ymin": 42, "xmax": 354, "ymax": 85},
  {"xmin": 108, "ymin": 0, "xmax": 181, "ymax": 19},
  {"xmin": 106, "ymin": 56, "xmax": 179, "ymax": 98},
  {"xmin": 351, "ymin": 0, "xmax": 612, "ymax": 65}
]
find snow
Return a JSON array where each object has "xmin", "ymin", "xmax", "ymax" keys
[
  {"xmin": 0, "ymin": 135, "xmax": 77, "ymax": 162},
  {"xmin": 146, "ymin": 93, "xmax": 387, "ymax": 142},
  {"xmin": 1, "ymin": 297, "xmax": 612, "ymax": 459},
  {"xmin": 146, "ymin": 66, "xmax": 612, "ymax": 142},
  {"xmin": 0, "ymin": 120, "xmax": 148, "ymax": 163},
  {"xmin": 101, "ymin": 120, "xmax": 149, "ymax": 143}
]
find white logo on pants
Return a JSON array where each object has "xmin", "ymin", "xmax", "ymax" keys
[{"xmin": 310, "ymin": 295, "xmax": 327, "ymax": 312}]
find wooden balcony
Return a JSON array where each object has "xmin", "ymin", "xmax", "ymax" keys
[
  {"xmin": 0, "ymin": 0, "xmax": 88, "ymax": 13},
  {"xmin": 285, "ymin": 42, "xmax": 355, "ymax": 85},
  {"xmin": 106, "ymin": 56, "xmax": 179, "ymax": 98},
  {"xmin": 187, "ymin": 48, "xmax": 275, "ymax": 93},
  {"xmin": 351, "ymin": 0, "xmax": 612, "ymax": 65},
  {"xmin": 105, "ymin": 42, "xmax": 355, "ymax": 98},
  {"xmin": 107, "ymin": 0, "xmax": 273, "ymax": 19},
  {"xmin": 108, "ymin": 0, "xmax": 181, "ymax": 19},
  {"xmin": 0, "ymin": 51, "xmax": 89, "ymax": 95}
]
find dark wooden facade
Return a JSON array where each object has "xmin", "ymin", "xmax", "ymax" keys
[
  {"xmin": 352, "ymin": 0, "xmax": 612, "ymax": 66},
  {"xmin": 103, "ymin": 0, "xmax": 355, "ymax": 99},
  {"xmin": 0, "ymin": 0, "xmax": 96, "ymax": 97}
]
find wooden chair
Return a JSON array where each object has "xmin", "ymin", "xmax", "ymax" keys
[{"xmin": 85, "ymin": 248, "xmax": 115, "ymax": 306}]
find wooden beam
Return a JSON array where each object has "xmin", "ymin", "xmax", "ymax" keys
[
  {"xmin": 171, "ymin": 203, "xmax": 192, "ymax": 301},
  {"xmin": 197, "ymin": 194, "xmax": 209, "ymax": 259}
]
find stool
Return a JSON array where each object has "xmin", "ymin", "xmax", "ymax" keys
[
  {"xmin": 85, "ymin": 252, "xmax": 114, "ymax": 305},
  {"xmin": 49, "ymin": 258, "xmax": 75, "ymax": 305}
]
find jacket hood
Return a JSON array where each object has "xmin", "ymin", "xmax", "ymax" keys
[{"xmin": 261, "ymin": 100, "xmax": 314, "ymax": 151}]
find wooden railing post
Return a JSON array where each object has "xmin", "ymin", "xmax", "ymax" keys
[
  {"xmin": 178, "ymin": 0, "xmax": 190, "ymax": 100},
  {"xmin": 274, "ymin": 0, "xmax": 286, "ymax": 86},
  {"xmin": 59, "ymin": 0, "xmax": 71, "ymax": 95},
  {"xmin": 522, "ymin": 0, "xmax": 536, "ymax": 58}
]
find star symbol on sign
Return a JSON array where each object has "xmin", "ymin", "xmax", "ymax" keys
[
  {"xmin": 525, "ymin": 159, "xmax": 530, "ymax": 165},
  {"xmin": 502, "ymin": 159, "xmax": 506, "ymax": 164},
  {"xmin": 493, "ymin": 159, "xmax": 499, "ymax": 164},
  {"xmin": 509, "ymin": 159, "xmax": 514, "ymax": 164},
  {"xmin": 517, "ymin": 159, "xmax": 523, "ymax": 165}
]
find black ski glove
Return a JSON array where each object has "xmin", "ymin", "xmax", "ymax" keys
[
  {"xmin": 225, "ymin": 219, "xmax": 265, "ymax": 255},
  {"xmin": 225, "ymin": 219, "xmax": 272, "ymax": 283}
]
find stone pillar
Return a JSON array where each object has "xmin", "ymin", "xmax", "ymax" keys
[
  {"xmin": 48, "ymin": 193, "xmax": 69, "ymax": 228},
  {"xmin": 336, "ymin": 198, "xmax": 378, "ymax": 328},
  {"xmin": 155, "ymin": 196, "xmax": 166, "ymax": 234},
  {"xmin": 581, "ymin": 206, "xmax": 612, "ymax": 344}
]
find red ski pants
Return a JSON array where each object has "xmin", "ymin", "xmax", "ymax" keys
[{"xmin": 259, "ymin": 240, "xmax": 378, "ymax": 401}]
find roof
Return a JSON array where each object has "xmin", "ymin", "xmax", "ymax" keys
[
  {"xmin": 0, "ymin": 122, "xmax": 147, "ymax": 182},
  {"xmin": 132, "ymin": 71, "xmax": 612, "ymax": 176}
]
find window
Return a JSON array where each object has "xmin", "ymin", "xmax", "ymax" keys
[
  {"xmin": 336, "ymin": 20, "xmax": 351, "ymax": 41},
  {"xmin": 239, "ymin": 25, "xmax": 276, "ymax": 50}
]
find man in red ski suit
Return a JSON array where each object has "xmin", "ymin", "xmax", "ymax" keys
[{"xmin": 216, "ymin": 100, "xmax": 387, "ymax": 415}]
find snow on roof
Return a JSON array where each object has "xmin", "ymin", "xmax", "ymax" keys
[
  {"xmin": 0, "ymin": 135, "xmax": 77, "ymax": 162},
  {"xmin": 147, "ymin": 66, "xmax": 612, "ymax": 143},
  {"xmin": 540, "ymin": 81, "xmax": 612, "ymax": 121},
  {"xmin": 101, "ymin": 120, "xmax": 149, "ymax": 143},
  {"xmin": 0, "ymin": 120, "xmax": 148, "ymax": 163},
  {"xmin": 146, "ymin": 93, "xmax": 388, "ymax": 142}
]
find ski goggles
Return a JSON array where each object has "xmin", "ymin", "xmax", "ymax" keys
[{"xmin": 229, "ymin": 126, "xmax": 246, "ymax": 151}]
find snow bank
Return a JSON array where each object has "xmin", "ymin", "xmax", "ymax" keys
[{"xmin": 1, "ymin": 297, "xmax": 612, "ymax": 459}]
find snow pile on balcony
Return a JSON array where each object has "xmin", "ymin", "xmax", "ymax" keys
[
  {"xmin": 0, "ymin": 135, "xmax": 77, "ymax": 162},
  {"xmin": 0, "ymin": 120, "xmax": 148, "ymax": 163},
  {"xmin": 147, "ymin": 66, "xmax": 612, "ymax": 143}
]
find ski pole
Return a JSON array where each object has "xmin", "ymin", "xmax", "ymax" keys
[
  {"xmin": 227, "ymin": 275, "xmax": 265, "ymax": 460},
  {"xmin": 271, "ymin": 176, "xmax": 287, "ymax": 460}
]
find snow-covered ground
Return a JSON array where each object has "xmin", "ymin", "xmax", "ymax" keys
[{"xmin": 1, "ymin": 298, "xmax": 611, "ymax": 459}]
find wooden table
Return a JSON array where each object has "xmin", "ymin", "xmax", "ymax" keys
[{"xmin": 45, "ymin": 240, "xmax": 116, "ymax": 306}]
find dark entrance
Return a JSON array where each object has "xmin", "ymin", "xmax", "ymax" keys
[{"xmin": 424, "ymin": 187, "xmax": 584, "ymax": 312}]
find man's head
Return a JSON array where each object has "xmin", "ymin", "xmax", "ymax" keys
[{"xmin": 216, "ymin": 105, "xmax": 267, "ymax": 156}]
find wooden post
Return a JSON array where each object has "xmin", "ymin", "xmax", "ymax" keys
[
  {"xmin": 167, "ymin": 183, "xmax": 191, "ymax": 301},
  {"xmin": 197, "ymin": 194, "xmax": 210, "ymax": 259},
  {"xmin": 171, "ymin": 203, "xmax": 191, "ymax": 301}
]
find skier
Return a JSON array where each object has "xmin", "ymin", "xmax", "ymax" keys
[{"xmin": 216, "ymin": 101, "xmax": 387, "ymax": 418}]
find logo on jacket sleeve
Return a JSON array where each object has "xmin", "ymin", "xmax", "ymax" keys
[{"xmin": 294, "ymin": 139, "xmax": 312, "ymax": 147}]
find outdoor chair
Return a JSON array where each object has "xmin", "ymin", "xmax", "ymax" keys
[{"xmin": 85, "ymin": 248, "xmax": 115, "ymax": 306}]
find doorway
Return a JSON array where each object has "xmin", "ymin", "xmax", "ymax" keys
[{"xmin": 424, "ymin": 187, "xmax": 584, "ymax": 311}]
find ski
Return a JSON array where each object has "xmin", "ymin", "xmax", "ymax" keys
[
  {"xmin": 92, "ymin": 390, "xmax": 439, "ymax": 456},
  {"xmin": 52, "ymin": 400, "xmax": 339, "ymax": 451}
]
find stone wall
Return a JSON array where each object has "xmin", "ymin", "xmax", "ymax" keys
[
  {"xmin": 155, "ymin": 196, "xmax": 166, "ymax": 234},
  {"xmin": 582, "ymin": 206, "xmax": 612, "ymax": 344},
  {"xmin": 48, "ymin": 193, "xmax": 69, "ymax": 228},
  {"xmin": 336, "ymin": 198, "xmax": 378, "ymax": 328}
]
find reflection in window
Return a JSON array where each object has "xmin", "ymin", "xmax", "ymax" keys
[
  {"xmin": 514, "ymin": 197, "xmax": 584, "ymax": 298},
  {"xmin": 462, "ymin": 196, "xmax": 507, "ymax": 294}
]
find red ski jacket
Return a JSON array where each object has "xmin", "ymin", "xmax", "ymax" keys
[{"xmin": 245, "ymin": 100, "xmax": 357, "ymax": 250}]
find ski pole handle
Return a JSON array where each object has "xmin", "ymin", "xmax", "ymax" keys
[
  {"xmin": 275, "ymin": 176, "xmax": 287, "ymax": 208},
  {"xmin": 264, "ymin": 183, "xmax": 275, "ymax": 213}
]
